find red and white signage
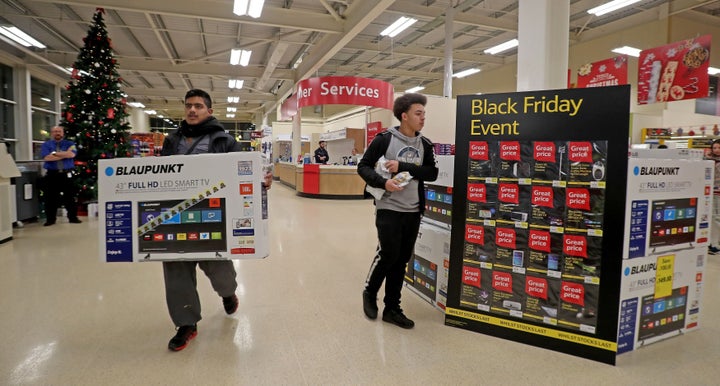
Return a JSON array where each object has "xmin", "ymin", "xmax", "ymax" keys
[
  {"xmin": 366, "ymin": 121, "xmax": 385, "ymax": 147},
  {"xmin": 638, "ymin": 35, "xmax": 711, "ymax": 105},
  {"xmin": 279, "ymin": 93, "xmax": 298, "ymax": 121},
  {"xmin": 296, "ymin": 76, "xmax": 394, "ymax": 109},
  {"xmin": 577, "ymin": 56, "xmax": 628, "ymax": 88}
]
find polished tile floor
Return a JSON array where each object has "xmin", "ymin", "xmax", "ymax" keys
[{"xmin": 2, "ymin": 183, "xmax": 720, "ymax": 385}]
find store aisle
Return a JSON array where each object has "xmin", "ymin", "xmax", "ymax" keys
[{"xmin": 1, "ymin": 183, "xmax": 719, "ymax": 385}]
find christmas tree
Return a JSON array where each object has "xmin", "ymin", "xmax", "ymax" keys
[{"xmin": 60, "ymin": 7, "xmax": 132, "ymax": 202}]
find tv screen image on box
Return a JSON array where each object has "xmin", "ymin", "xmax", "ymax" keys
[
  {"xmin": 137, "ymin": 198, "xmax": 227, "ymax": 254},
  {"xmin": 649, "ymin": 198, "xmax": 697, "ymax": 248},
  {"xmin": 638, "ymin": 286, "xmax": 688, "ymax": 344}
]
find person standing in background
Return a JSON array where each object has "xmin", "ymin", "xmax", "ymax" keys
[
  {"xmin": 706, "ymin": 139, "xmax": 720, "ymax": 254},
  {"xmin": 40, "ymin": 125, "xmax": 81, "ymax": 226},
  {"xmin": 357, "ymin": 93, "xmax": 438, "ymax": 329},
  {"xmin": 314, "ymin": 140, "xmax": 329, "ymax": 164}
]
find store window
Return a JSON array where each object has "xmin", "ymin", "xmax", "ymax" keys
[
  {"xmin": 31, "ymin": 77, "xmax": 59, "ymax": 159},
  {"xmin": 0, "ymin": 63, "xmax": 16, "ymax": 157}
]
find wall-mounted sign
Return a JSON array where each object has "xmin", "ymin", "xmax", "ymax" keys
[{"xmin": 296, "ymin": 76, "xmax": 394, "ymax": 109}]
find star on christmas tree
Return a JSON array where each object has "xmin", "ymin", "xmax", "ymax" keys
[{"xmin": 60, "ymin": 7, "xmax": 132, "ymax": 202}]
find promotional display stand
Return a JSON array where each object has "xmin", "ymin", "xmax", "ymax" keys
[
  {"xmin": 98, "ymin": 152, "xmax": 269, "ymax": 263},
  {"xmin": 445, "ymin": 86, "xmax": 631, "ymax": 365},
  {"xmin": 617, "ymin": 150, "xmax": 711, "ymax": 353}
]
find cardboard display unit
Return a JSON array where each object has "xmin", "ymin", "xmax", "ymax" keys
[{"xmin": 617, "ymin": 154, "xmax": 711, "ymax": 353}]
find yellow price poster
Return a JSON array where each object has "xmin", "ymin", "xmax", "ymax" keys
[{"xmin": 654, "ymin": 254, "xmax": 674, "ymax": 298}]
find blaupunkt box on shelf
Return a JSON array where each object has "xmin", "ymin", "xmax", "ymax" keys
[{"xmin": 98, "ymin": 152, "xmax": 268, "ymax": 262}]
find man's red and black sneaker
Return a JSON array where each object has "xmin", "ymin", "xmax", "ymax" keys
[
  {"xmin": 223, "ymin": 294, "xmax": 239, "ymax": 315},
  {"xmin": 168, "ymin": 325, "xmax": 197, "ymax": 351}
]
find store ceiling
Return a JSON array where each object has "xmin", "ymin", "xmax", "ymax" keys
[{"xmin": 1, "ymin": 0, "xmax": 719, "ymax": 123}]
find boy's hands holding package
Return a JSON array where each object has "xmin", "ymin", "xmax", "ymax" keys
[{"xmin": 383, "ymin": 159, "xmax": 403, "ymax": 191}]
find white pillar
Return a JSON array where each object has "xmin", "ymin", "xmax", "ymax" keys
[
  {"xmin": 291, "ymin": 110, "xmax": 301, "ymax": 163},
  {"xmin": 443, "ymin": 5, "xmax": 455, "ymax": 98},
  {"xmin": 128, "ymin": 108, "xmax": 151, "ymax": 132},
  {"xmin": 14, "ymin": 65, "xmax": 31, "ymax": 160},
  {"xmin": 517, "ymin": 0, "xmax": 570, "ymax": 91}
]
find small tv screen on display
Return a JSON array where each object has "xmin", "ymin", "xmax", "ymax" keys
[
  {"xmin": 649, "ymin": 198, "xmax": 697, "ymax": 248},
  {"xmin": 137, "ymin": 198, "xmax": 228, "ymax": 254}
]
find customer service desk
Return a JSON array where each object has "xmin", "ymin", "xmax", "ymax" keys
[{"xmin": 274, "ymin": 162, "xmax": 365, "ymax": 199}]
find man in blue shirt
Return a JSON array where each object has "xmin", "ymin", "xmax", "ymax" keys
[{"xmin": 41, "ymin": 125, "xmax": 81, "ymax": 226}]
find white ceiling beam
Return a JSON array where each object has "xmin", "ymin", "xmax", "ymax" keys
[
  {"xmin": 342, "ymin": 41, "xmax": 505, "ymax": 65},
  {"xmin": 26, "ymin": 0, "xmax": 344, "ymax": 34},
  {"xmin": 388, "ymin": 0, "xmax": 518, "ymax": 33}
]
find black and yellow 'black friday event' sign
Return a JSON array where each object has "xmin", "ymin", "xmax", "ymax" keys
[{"xmin": 445, "ymin": 85, "xmax": 630, "ymax": 365}]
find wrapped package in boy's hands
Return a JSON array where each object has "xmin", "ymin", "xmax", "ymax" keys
[
  {"xmin": 392, "ymin": 171, "xmax": 413, "ymax": 187},
  {"xmin": 365, "ymin": 156, "xmax": 413, "ymax": 200}
]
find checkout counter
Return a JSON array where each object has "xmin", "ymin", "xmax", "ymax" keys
[{"xmin": 275, "ymin": 162, "xmax": 365, "ymax": 199}]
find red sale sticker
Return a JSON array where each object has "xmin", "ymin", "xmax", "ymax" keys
[
  {"xmin": 492, "ymin": 271, "xmax": 513, "ymax": 293},
  {"xmin": 467, "ymin": 183, "xmax": 487, "ymax": 203},
  {"xmin": 566, "ymin": 188, "xmax": 591, "ymax": 211},
  {"xmin": 563, "ymin": 234, "xmax": 587, "ymax": 258},
  {"xmin": 499, "ymin": 141, "xmax": 521, "ymax": 161},
  {"xmin": 534, "ymin": 142, "xmax": 556, "ymax": 162},
  {"xmin": 568, "ymin": 142, "xmax": 593, "ymax": 163},
  {"xmin": 465, "ymin": 224, "xmax": 485, "ymax": 245},
  {"xmin": 529, "ymin": 230, "xmax": 552, "ymax": 252},
  {"xmin": 532, "ymin": 186, "xmax": 554, "ymax": 208},
  {"xmin": 525, "ymin": 276, "xmax": 549, "ymax": 300},
  {"xmin": 498, "ymin": 183, "xmax": 519, "ymax": 204},
  {"xmin": 462, "ymin": 266, "xmax": 482, "ymax": 288},
  {"xmin": 469, "ymin": 141, "xmax": 489, "ymax": 160},
  {"xmin": 495, "ymin": 227, "xmax": 516, "ymax": 249},
  {"xmin": 561, "ymin": 281, "xmax": 585, "ymax": 306}
]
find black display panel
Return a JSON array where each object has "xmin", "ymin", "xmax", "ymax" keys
[
  {"xmin": 447, "ymin": 86, "xmax": 631, "ymax": 365},
  {"xmin": 137, "ymin": 198, "xmax": 227, "ymax": 254},
  {"xmin": 649, "ymin": 198, "xmax": 697, "ymax": 247}
]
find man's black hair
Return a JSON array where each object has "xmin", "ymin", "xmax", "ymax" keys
[
  {"xmin": 393, "ymin": 93, "xmax": 427, "ymax": 121},
  {"xmin": 185, "ymin": 89, "xmax": 213, "ymax": 109}
]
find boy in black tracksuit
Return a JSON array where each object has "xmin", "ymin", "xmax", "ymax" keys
[{"xmin": 357, "ymin": 93, "xmax": 438, "ymax": 329}]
